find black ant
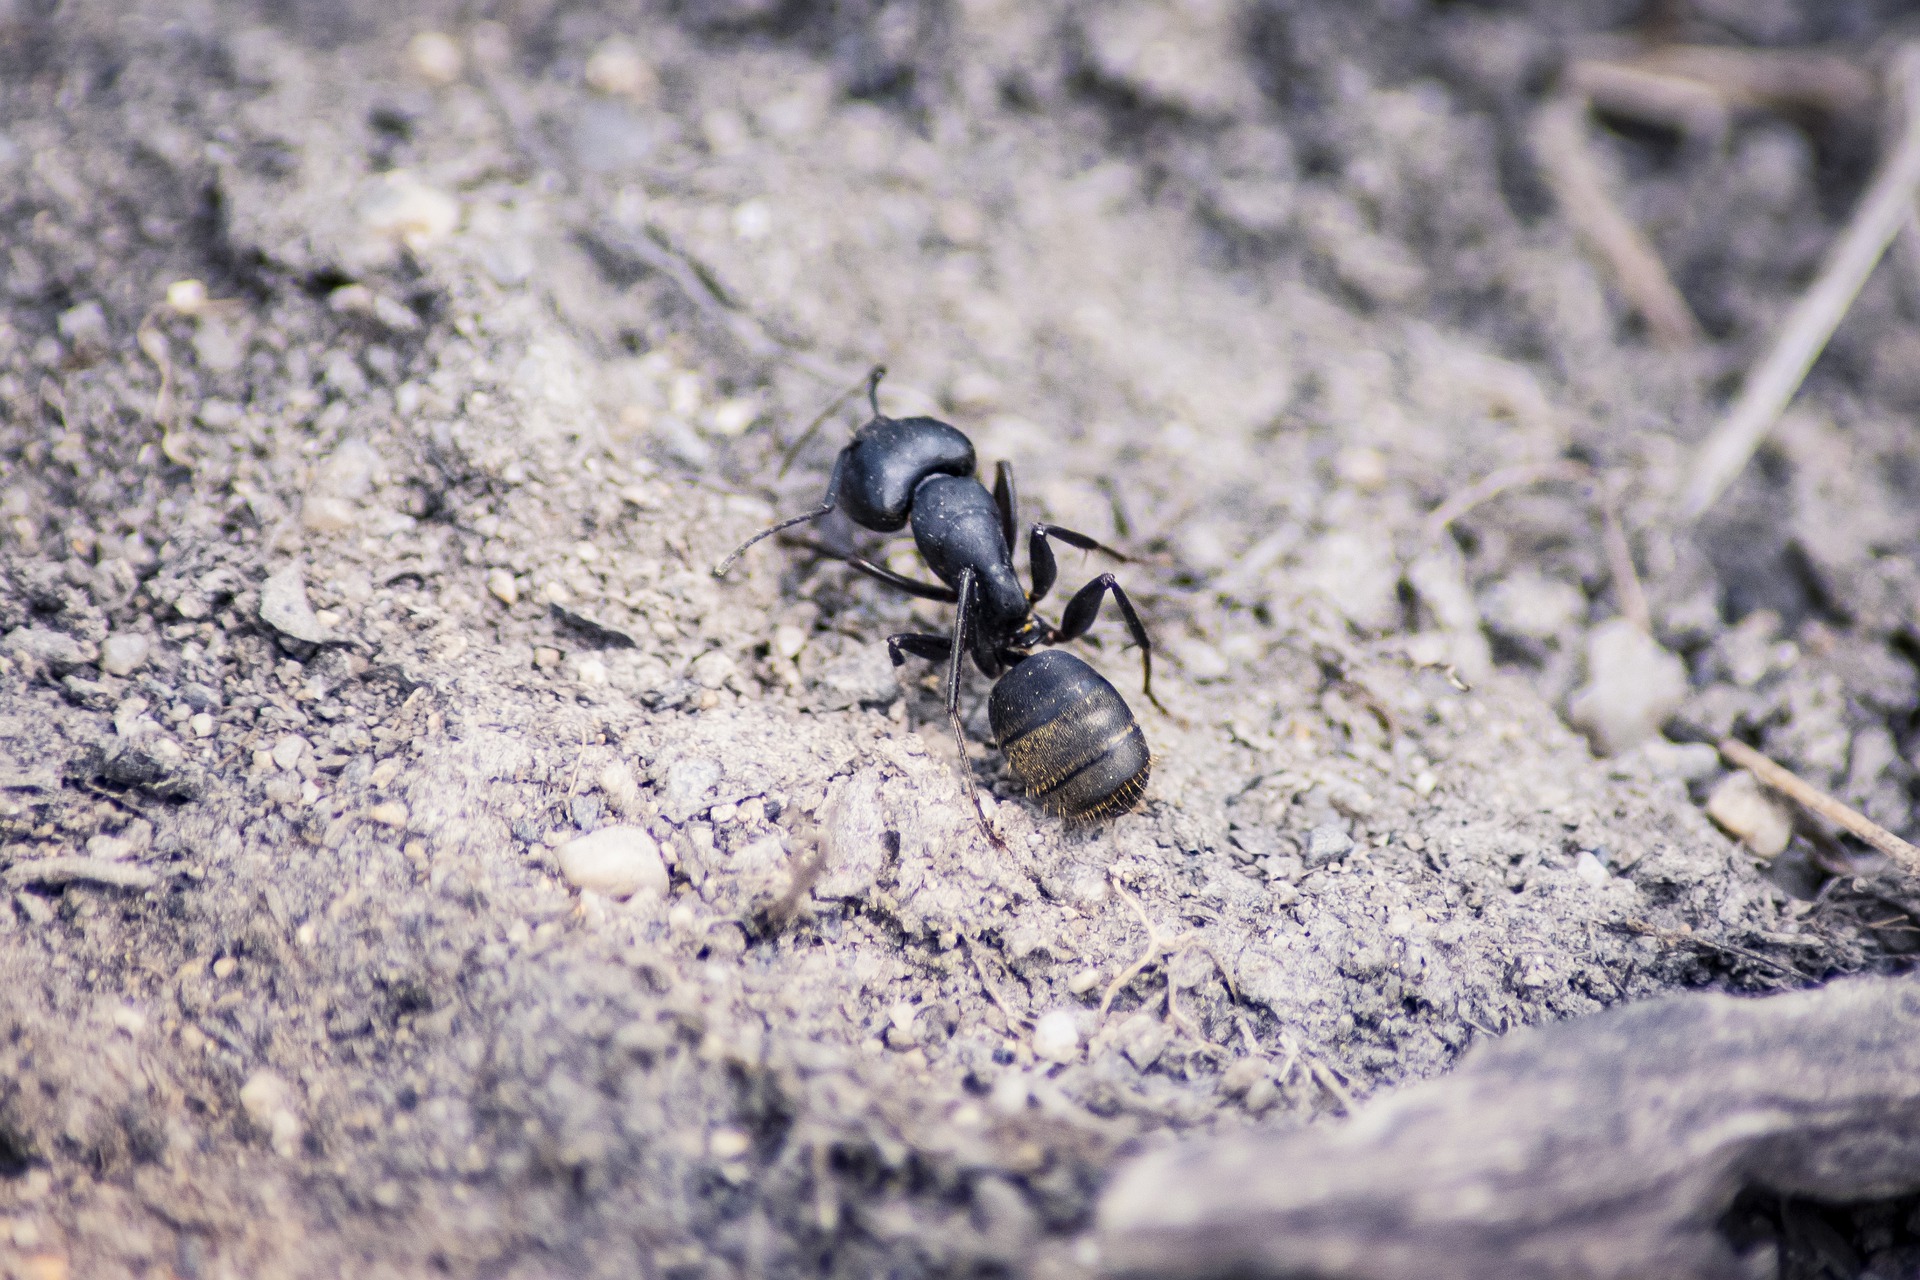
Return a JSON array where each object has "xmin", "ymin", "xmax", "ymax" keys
[{"xmin": 713, "ymin": 368, "xmax": 1162, "ymax": 833}]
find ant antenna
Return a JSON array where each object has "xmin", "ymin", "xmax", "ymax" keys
[
  {"xmin": 777, "ymin": 364, "xmax": 886, "ymax": 479},
  {"xmin": 712, "ymin": 500, "xmax": 835, "ymax": 579}
]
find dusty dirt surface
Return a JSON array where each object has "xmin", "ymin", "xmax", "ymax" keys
[{"xmin": 2, "ymin": 1, "xmax": 1919, "ymax": 1276}]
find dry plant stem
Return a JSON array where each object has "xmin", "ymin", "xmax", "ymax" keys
[
  {"xmin": 1637, "ymin": 45, "xmax": 1877, "ymax": 119},
  {"xmin": 1718, "ymin": 737, "xmax": 1920, "ymax": 875},
  {"xmin": 961, "ymin": 935, "xmax": 1027, "ymax": 1032},
  {"xmin": 1423, "ymin": 459, "xmax": 1591, "ymax": 540},
  {"xmin": 1568, "ymin": 58, "xmax": 1730, "ymax": 140},
  {"xmin": 1100, "ymin": 878, "xmax": 1194, "ymax": 1020},
  {"xmin": 1684, "ymin": 46, "xmax": 1920, "ymax": 519},
  {"xmin": 1597, "ymin": 478, "xmax": 1651, "ymax": 633},
  {"xmin": 1533, "ymin": 93, "xmax": 1704, "ymax": 348}
]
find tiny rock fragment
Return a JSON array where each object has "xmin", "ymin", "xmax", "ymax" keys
[
  {"xmin": 4, "ymin": 858, "xmax": 159, "ymax": 891},
  {"xmin": 708, "ymin": 1127, "xmax": 752, "ymax": 1161},
  {"xmin": 772, "ymin": 625, "xmax": 807, "ymax": 660},
  {"xmin": 1116, "ymin": 1010, "xmax": 1171, "ymax": 1071},
  {"xmin": 1574, "ymin": 850, "xmax": 1611, "ymax": 887},
  {"xmin": 327, "ymin": 283, "xmax": 420, "ymax": 332},
  {"xmin": 188, "ymin": 712, "xmax": 215, "ymax": 738},
  {"xmin": 1068, "ymin": 967, "xmax": 1103, "ymax": 995},
  {"xmin": 1567, "ymin": 619, "xmax": 1688, "ymax": 756},
  {"xmin": 270, "ymin": 735, "xmax": 308, "ymax": 771},
  {"xmin": 406, "ymin": 30, "xmax": 463, "ymax": 85},
  {"xmin": 97, "ymin": 633, "xmax": 150, "ymax": 677},
  {"xmin": 57, "ymin": 300, "xmax": 109, "ymax": 357},
  {"xmin": 1032, "ymin": 1009, "xmax": 1082, "ymax": 1064},
  {"xmin": 259, "ymin": 565, "xmax": 334, "ymax": 644},
  {"xmin": 358, "ymin": 170, "xmax": 459, "ymax": 252},
  {"xmin": 585, "ymin": 36, "xmax": 658, "ymax": 103},
  {"xmin": 238, "ymin": 1071, "xmax": 304, "ymax": 1158},
  {"xmin": 84, "ymin": 834, "xmax": 133, "ymax": 862},
  {"xmin": 1221, "ymin": 1057, "xmax": 1270, "ymax": 1098},
  {"xmin": 4, "ymin": 626, "xmax": 96, "ymax": 673},
  {"xmin": 691, "ymin": 650, "xmax": 736, "ymax": 690},
  {"xmin": 597, "ymin": 760, "xmax": 645, "ymax": 817},
  {"xmin": 1705, "ymin": 770, "xmax": 1794, "ymax": 859},
  {"xmin": 556, "ymin": 826, "xmax": 669, "ymax": 901},
  {"xmin": 813, "ymin": 641, "xmax": 902, "ymax": 710},
  {"xmin": 486, "ymin": 568, "xmax": 519, "ymax": 605},
  {"xmin": 367, "ymin": 802, "xmax": 409, "ymax": 828},
  {"xmin": 1303, "ymin": 824, "xmax": 1354, "ymax": 869}
]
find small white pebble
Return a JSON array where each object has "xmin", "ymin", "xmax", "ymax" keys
[
  {"xmin": 556, "ymin": 826, "xmax": 669, "ymax": 901},
  {"xmin": 1067, "ymin": 967, "xmax": 1103, "ymax": 996},
  {"xmin": 773, "ymin": 625, "xmax": 807, "ymax": 659},
  {"xmin": 189, "ymin": 712, "xmax": 215, "ymax": 738},
  {"xmin": 406, "ymin": 30, "xmax": 464, "ymax": 84},
  {"xmin": 212, "ymin": 956, "xmax": 237, "ymax": 979},
  {"xmin": 709, "ymin": 802, "xmax": 738, "ymax": 824},
  {"xmin": 731, "ymin": 200, "xmax": 772, "ymax": 241},
  {"xmin": 98, "ymin": 633, "xmax": 151, "ymax": 677},
  {"xmin": 709, "ymin": 397, "xmax": 759, "ymax": 436},
  {"xmin": 270, "ymin": 735, "xmax": 308, "ymax": 771},
  {"xmin": 584, "ymin": 36, "xmax": 658, "ymax": 102},
  {"xmin": 486, "ymin": 568, "xmax": 519, "ymax": 605},
  {"xmin": 369, "ymin": 758, "xmax": 404, "ymax": 789},
  {"xmin": 367, "ymin": 802, "xmax": 410, "ymax": 828},
  {"xmin": 708, "ymin": 1127, "xmax": 752, "ymax": 1160},
  {"xmin": 1705, "ymin": 770, "xmax": 1794, "ymax": 859},
  {"xmin": 1032, "ymin": 1010, "xmax": 1081, "ymax": 1064},
  {"xmin": 1574, "ymin": 850, "xmax": 1610, "ymax": 887},
  {"xmin": 691, "ymin": 650, "xmax": 736, "ymax": 690},
  {"xmin": 84, "ymin": 834, "xmax": 134, "ymax": 862}
]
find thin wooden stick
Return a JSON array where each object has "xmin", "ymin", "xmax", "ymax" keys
[
  {"xmin": 1568, "ymin": 59, "xmax": 1730, "ymax": 140},
  {"xmin": 1718, "ymin": 737, "xmax": 1920, "ymax": 876},
  {"xmin": 1596, "ymin": 476, "xmax": 1651, "ymax": 633},
  {"xmin": 1423, "ymin": 459, "xmax": 1591, "ymax": 540},
  {"xmin": 1683, "ymin": 45, "xmax": 1920, "ymax": 519},
  {"xmin": 1533, "ymin": 93, "xmax": 1704, "ymax": 349}
]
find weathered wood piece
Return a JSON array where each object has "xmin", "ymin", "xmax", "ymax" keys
[{"xmin": 1097, "ymin": 977, "xmax": 1920, "ymax": 1280}]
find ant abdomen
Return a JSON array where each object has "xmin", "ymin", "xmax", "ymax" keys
[{"xmin": 988, "ymin": 649, "xmax": 1150, "ymax": 821}]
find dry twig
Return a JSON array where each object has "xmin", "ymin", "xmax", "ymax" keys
[
  {"xmin": 1533, "ymin": 93, "xmax": 1704, "ymax": 348},
  {"xmin": 1423, "ymin": 459, "xmax": 1591, "ymax": 540},
  {"xmin": 1100, "ymin": 877, "xmax": 1196, "ymax": 1020},
  {"xmin": 961, "ymin": 934, "xmax": 1028, "ymax": 1033},
  {"xmin": 1683, "ymin": 45, "xmax": 1920, "ymax": 518},
  {"xmin": 1718, "ymin": 737, "xmax": 1920, "ymax": 876},
  {"xmin": 1596, "ymin": 476, "xmax": 1651, "ymax": 633}
]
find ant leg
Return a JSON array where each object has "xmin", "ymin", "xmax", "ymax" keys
[
  {"xmin": 1027, "ymin": 521, "xmax": 1130, "ymax": 605},
  {"xmin": 886, "ymin": 633, "xmax": 951, "ymax": 666},
  {"xmin": 713, "ymin": 453, "xmax": 848, "ymax": 578},
  {"xmin": 786, "ymin": 537, "xmax": 958, "ymax": 602},
  {"xmin": 942, "ymin": 571, "xmax": 1006, "ymax": 847},
  {"xmin": 992, "ymin": 461, "xmax": 1018, "ymax": 551},
  {"xmin": 1048, "ymin": 573, "xmax": 1166, "ymax": 715}
]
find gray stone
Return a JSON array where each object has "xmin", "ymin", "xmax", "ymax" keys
[
  {"xmin": 259, "ymin": 564, "xmax": 334, "ymax": 644},
  {"xmin": 97, "ymin": 632, "xmax": 151, "ymax": 676},
  {"xmin": 1303, "ymin": 824, "xmax": 1354, "ymax": 868},
  {"xmin": 1568, "ymin": 619, "xmax": 1689, "ymax": 756},
  {"xmin": 813, "ymin": 641, "xmax": 902, "ymax": 710}
]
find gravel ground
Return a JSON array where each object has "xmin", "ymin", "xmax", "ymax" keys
[{"xmin": 0, "ymin": 2, "xmax": 1916, "ymax": 1276}]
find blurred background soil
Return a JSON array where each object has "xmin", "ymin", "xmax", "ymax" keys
[{"xmin": 1, "ymin": 0, "xmax": 1919, "ymax": 1276}]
